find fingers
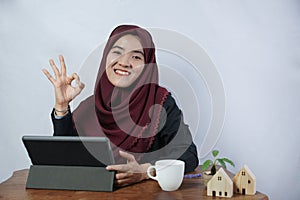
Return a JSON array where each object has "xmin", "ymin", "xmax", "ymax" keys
[
  {"xmin": 47, "ymin": 55, "xmax": 67, "ymax": 79},
  {"xmin": 66, "ymin": 73, "xmax": 76, "ymax": 85},
  {"xmin": 116, "ymin": 172, "xmax": 133, "ymax": 180},
  {"xmin": 78, "ymin": 78, "xmax": 85, "ymax": 89},
  {"xmin": 109, "ymin": 170, "xmax": 134, "ymax": 187},
  {"xmin": 115, "ymin": 177, "xmax": 133, "ymax": 187},
  {"xmin": 49, "ymin": 59, "xmax": 60, "ymax": 78},
  {"xmin": 106, "ymin": 164, "xmax": 129, "ymax": 172},
  {"xmin": 42, "ymin": 68, "xmax": 55, "ymax": 84},
  {"xmin": 67, "ymin": 73, "xmax": 85, "ymax": 92},
  {"xmin": 74, "ymin": 73, "xmax": 85, "ymax": 90},
  {"xmin": 67, "ymin": 73, "xmax": 79, "ymax": 84},
  {"xmin": 59, "ymin": 55, "xmax": 67, "ymax": 77},
  {"xmin": 106, "ymin": 152, "xmax": 144, "ymax": 187},
  {"xmin": 119, "ymin": 150, "xmax": 136, "ymax": 163}
]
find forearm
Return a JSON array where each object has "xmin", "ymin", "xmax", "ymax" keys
[
  {"xmin": 178, "ymin": 143, "xmax": 199, "ymax": 173},
  {"xmin": 51, "ymin": 109, "xmax": 77, "ymax": 136}
]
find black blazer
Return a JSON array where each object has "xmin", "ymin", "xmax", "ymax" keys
[{"xmin": 51, "ymin": 94, "xmax": 199, "ymax": 173}]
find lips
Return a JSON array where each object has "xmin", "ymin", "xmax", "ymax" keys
[{"xmin": 114, "ymin": 69, "xmax": 131, "ymax": 76}]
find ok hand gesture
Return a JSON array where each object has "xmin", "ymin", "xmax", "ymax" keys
[{"xmin": 42, "ymin": 55, "xmax": 85, "ymax": 115}]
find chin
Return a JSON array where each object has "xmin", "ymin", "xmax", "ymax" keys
[{"xmin": 112, "ymin": 81, "xmax": 132, "ymax": 88}]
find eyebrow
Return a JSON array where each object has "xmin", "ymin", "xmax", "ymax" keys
[{"xmin": 111, "ymin": 45, "xmax": 144, "ymax": 56}]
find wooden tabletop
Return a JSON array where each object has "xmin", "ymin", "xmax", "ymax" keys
[{"xmin": 0, "ymin": 167, "xmax": 268, "ymax": 200}]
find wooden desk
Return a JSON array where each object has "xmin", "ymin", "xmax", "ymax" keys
[{"xmin": 0, "ymin": 167, "xmax": 268, "ymax": 200}]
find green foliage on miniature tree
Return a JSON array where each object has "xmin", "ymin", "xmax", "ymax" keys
[{"xmin": 202, "ymin": 150, "xmax": 235, "ymax": 175}]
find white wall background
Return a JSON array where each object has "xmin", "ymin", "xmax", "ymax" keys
[{"xmin": 1, "ymin": 0, "xmax": 299, "ymax": 199}]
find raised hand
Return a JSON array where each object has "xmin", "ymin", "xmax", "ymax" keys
[{"xmin": 42, "ymin": 55, "xmax": 85, "ymax": 115}]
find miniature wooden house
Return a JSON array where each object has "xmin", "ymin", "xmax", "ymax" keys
[
  {"xmin": 233, "ymin": 165, "xmax": 256, "ymax": 195},
  {"xmin": 207, "ymin": 168, "xmax": 233, "ymax": 198}
]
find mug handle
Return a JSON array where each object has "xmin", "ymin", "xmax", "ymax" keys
[{"xmin": 147, "ymin": 165, "xmax": 157, "ymax": 180}]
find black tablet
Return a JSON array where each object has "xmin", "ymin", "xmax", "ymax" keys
[{"xmin": 22, "ymin": 136, "xmax": 115, "ymax": 167}]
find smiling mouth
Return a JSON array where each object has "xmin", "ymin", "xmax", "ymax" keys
[{"xmin": 114, "ymin": 69, "xmax": 131, "ymax": 76}]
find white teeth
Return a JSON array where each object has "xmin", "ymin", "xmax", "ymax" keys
[{"xmin": 115, "ymin": 69, "xmax": 129, "ymax": 75}]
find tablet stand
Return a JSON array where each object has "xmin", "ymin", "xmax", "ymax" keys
[{"xmin": 26, "ymin": 165, "xmax": 115, "ymax": 192}]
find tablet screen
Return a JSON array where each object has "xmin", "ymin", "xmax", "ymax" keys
[{"xmin": 22, "ymin": 136, "xmax": 115, "ymax": 167}]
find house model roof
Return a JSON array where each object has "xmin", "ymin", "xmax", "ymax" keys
[
  {"xmin": 209, "ymin": 168, "xmax": 233, "ymax": 184},
  {"xmin": 234, "ymin": 165, "xmax": 256, "ymax": 181}
]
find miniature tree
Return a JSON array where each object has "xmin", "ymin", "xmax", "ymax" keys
[{"xmin": 202, "ymin": 150, "xmax": 235, "ymax": 175}]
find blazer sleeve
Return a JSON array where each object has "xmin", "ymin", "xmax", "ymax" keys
[
  {"xmin": 145, "ymin": 94, "xmax": 199, "ymax": 173},
  {"xmin": 51, "ymin": 109, "xmax": 78, "ymax": 136}
]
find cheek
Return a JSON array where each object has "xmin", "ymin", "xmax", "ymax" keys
[
  {"xmin": 105, "ymin": 58, "xmax": 115, "ymax": 77},
  {"xmin": 106, "ymin": 54, "xmax": 118, "ymax": 68},
  {"xmin": 135, "ymin": 65, "xmax": 145, "ymax": 77}
]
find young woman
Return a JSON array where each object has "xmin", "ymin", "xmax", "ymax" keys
[{"xmin": 42, "ymin": 24, "xmax": 199, "ymax": 187}]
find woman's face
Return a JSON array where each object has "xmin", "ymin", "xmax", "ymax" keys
[{"xmin": 106, "ymin": 34, "xmax": 145, "ymax": 88}]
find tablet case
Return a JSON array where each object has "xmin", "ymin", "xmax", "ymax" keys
[
  {"xmin": 23, "ymin": 136, "xmax": 115, "ymax": 192},
  {"xmin": 26, "ymin": 165, "xmax": 115, "ymax": 192}
]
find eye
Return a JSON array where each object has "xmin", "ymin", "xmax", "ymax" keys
[
  {"xmin": 132, "ymin": 55, "xmax": 142, "ymax": 60},
  {"xmin": 112, "ymin": 50, "xmax": 122, "ymax": 55}
]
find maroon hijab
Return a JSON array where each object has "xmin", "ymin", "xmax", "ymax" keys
[{"xmin": 73, "ymin": 25, "xmax": 169, "ymax": 160}]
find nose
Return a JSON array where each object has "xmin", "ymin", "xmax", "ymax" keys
[{"xmin": 118, "ymin": 54, "xmax": 131, "ymax": 68}]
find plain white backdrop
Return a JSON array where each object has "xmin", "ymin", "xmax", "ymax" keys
[{"xmin": 1, "ymin": 0, "xmax": 299, "ymax": 199}]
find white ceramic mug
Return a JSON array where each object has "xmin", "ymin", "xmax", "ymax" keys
[{"xmin": 147, "ymin": 159, "xmax": 185, "ymax": 191}]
